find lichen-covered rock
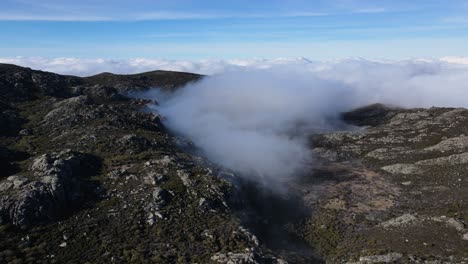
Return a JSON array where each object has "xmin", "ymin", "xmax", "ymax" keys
[
  {"xmin": 357, "ymin": 252, "xmax": 402, "ymax": 263},
  {"xmin": 380, "ymin": 214, "xmax": 418, "ymax": 228},
  {"xmin": 416, "ymin": 152, "xmax": 468, "ymax": 166},
  {"xmin": 143, "ymin": 172, "xmax": 166, "ymax": 185},
  {"xmin": 0, "ymin": 150, "xmax": 100, "ymax": 227},
  {"xmin": 423, "ymin": 135, "xmax": 468, "ymax": 153},
  {"xmin": 211, "ymin": 250, "xmax": 259, "ymax": 264},
  {"xmin": 381, "ymin": 163, "xmax": 421, "ymax": 175},
  {"xmin": 71, "ymin": 84, "xmax": 126, "ymax": 103}
]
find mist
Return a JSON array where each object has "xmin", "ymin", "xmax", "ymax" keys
[{"xmin": 139, "ymin": 59, "xmax": 468, "ymax": 181}]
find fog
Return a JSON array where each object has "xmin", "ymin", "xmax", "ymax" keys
[
  {"xmin": 150, "ymin": 69, "xmax": 351, "ymax": 181},
  {"xmin": 133, "ymin": 59, "xmax": 468, "ymax": 181}
]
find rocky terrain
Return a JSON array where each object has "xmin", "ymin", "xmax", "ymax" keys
[
  {"xmin": 0, "ymin": 64, "xmax": 467, "ymax": 263},
  {"xmin": 300, "ymin": 104, "xmax": 468, "ymax": 263}
]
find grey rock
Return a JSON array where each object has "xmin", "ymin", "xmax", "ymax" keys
[
  {"xmin": 77, "ymin": 85, "xmax": 125, "ymax": 103},
  {"xmin": 19, "ymin": 128, "xmax": 32, "ymax": 136},
  {"xmin": 107, "ymin": 169, "xmax": 128, "ymax": 179},
  {"xmin": 366, "ymin": 147, "xmax": 407, "ymax": 160},
  {"xmin": 117, "ymin": 134, "xmax": 151, "ymax": 151},
  {"xmin": 381, "ymin": 164, "xmax": 421, "ymax": 175},
  {"xmin": 177, "ymin": 170, "xmax": 192, "ymax": 188},
  {"xmin": 416, "ymin": 153, "xmax": 468, "ymax": 166},
  {"xmin": 52, "ymin": 95, "xmax": 90, "ymax": 108},
  {"xmin": 143, "ymin": 172, "xmax": 166, "ymax": 185},
  {"xmin": 424, "ymin": 135, "xmax": 468, "ymax": 153},
  {"xmin": 0, "ymin": 150, "xmax": 99, "ymax": 227},
  {"xmin": 8, "ymin": 175, "xmax": 29, "ymax": 189},
  {"xmin": 146, "ymin": 211, "xmax": 163, "ymax": 226},
  {"xmin": 0, "ymin": 181, "xmax": 13, "ymax": 192},
  {"xmin": 445, "ymin": 218, "xmax": 465, "ymax": 232},
  {"xmin": 358, "ymin": 252, "xmax": 403, "ymax": 263},
  {"xmin": 211, "ymin": 251, "xmax": 259, "ymax": 264},
  {"xmin": 313, "ymin": 147, "xmax": 338, "ymax": 161},
  {"xmin": 0, "ymin": 174, "xmax": 28, "ymax": 192},
  {"xmin": 381, "ymin": 214, "xmax": 417, "ymax": 228},
  {"xmin": 463, "ymin": 233, "xmax": 468, "ymax": 241}
]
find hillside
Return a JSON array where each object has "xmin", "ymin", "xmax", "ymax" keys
[
  {"xmin": 85, "ymin": 70, "xmax": 202, "ymax": 93},
  {"xmin": 0, "ymin": 64, "xmax": 466, "ymax": 263}
]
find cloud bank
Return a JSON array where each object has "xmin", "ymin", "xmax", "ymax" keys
[
  {"xmin": 2, "ymin": 56, "xmax": 468, "ymax": 77},
  {"xmin": 137, "ymin": 58, "xmax": 468, "ymax": 181},
  {"xmin": 151, "ymin": 69, "xmax": 350, "ymax": 181}
]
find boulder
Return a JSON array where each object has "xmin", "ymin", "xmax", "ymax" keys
[
  {"xmin": 0, "ymin": 150, "xmax": 100, "ymax": 227},
  {"xmin": 381, "ymin": 164, "xmax": 421, "ymax": 175},
  {"xmin": 358, "ymin": 252, "xmax": 402, "ymax": 263},
  {"xmin": 211, "ymin": 251, "xmax": 260, "ymax": 264},
  {"xmin": 152, "ymin": 187, "xmax": 172, "ymax": 208}
]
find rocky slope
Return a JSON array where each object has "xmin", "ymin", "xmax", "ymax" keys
[
  {"xmin": 0, "ymin": 64, "xmax": 467, "ymax": 263},
  {"xmin": 0, "ymin": 64, "xmax": 269, "ymax": 264},
  {"xmin": 299, "ymin": 104, "xmax": 468, "ymax": 263}
]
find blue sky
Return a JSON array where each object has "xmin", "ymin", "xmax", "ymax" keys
[{"xmin": 1, "ymin": 0, "xmax": 468, "ymax": 59}]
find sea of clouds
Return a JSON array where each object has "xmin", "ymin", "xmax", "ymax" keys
[
  {"xmin": 1, "ymin": 56, "xmax": 468, "ymax": 76},
  {"xmin": 4, "ymin": 56, "xmax": 468, "ymax": 181}
]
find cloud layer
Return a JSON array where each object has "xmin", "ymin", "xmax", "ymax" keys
[{"xmin": 2, "ymin": 56, "xmax": 468, "ymax": 77}]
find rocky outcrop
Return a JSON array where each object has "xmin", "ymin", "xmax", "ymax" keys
[
  {"xmin": 70, "ymin": 84, "xmax": 127, "ymax": 103},
  {"xmin": 0, "ymin": 64, "xmax": 82, "ymax": 101},
  {"xmin": 211, "ymin": 251, "xmax": 259, "ymax": 264},
  {"xmin": 0, "ymin": 150, "xmax": 100, "ymax": 227},
  {"xmin": 354, "ymin": 252, "xmax": 402, "ymax": 263}
]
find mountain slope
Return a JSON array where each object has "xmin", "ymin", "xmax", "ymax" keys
[
  {"xmin": 0, "ymin": 64, "xmax": 273, "ymax": 263},
  {"xmin": 0, "ymin": 63, "xmax": 467, "ymax": 263}
]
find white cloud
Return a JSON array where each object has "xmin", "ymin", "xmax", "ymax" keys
[
  {"xmin": 0, "ymin": 56, "xmax": 321, "ymax": 76},
  {"xmin": 351, "ymin": 8, "xmax": 387, "ymax": 14},
  {"xmin": 0, "ymin": 13, "xmax": 113, "ymax": 21},
  {"xmin": 125, "ymin": 57, "xmax": 468, "ymax": 182},
  {"xmin": 0, "ymin": 11, "xmax": 331, "ymax": 21},
  {"xmin": 3, "ymin": 56, "xmax": 468, "ymax": 82},
  {"xmin": 440, "ymin": 56, "xmax": 468, "ymax": 65}
]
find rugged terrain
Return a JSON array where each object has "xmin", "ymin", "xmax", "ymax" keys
[
  {"xmin": 0, "ymin": 64, "xmax": 467, "ymax": 263},
  {"xmin": 301, "ymin": 104, "xmax": 468, "ymax": 263}
]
